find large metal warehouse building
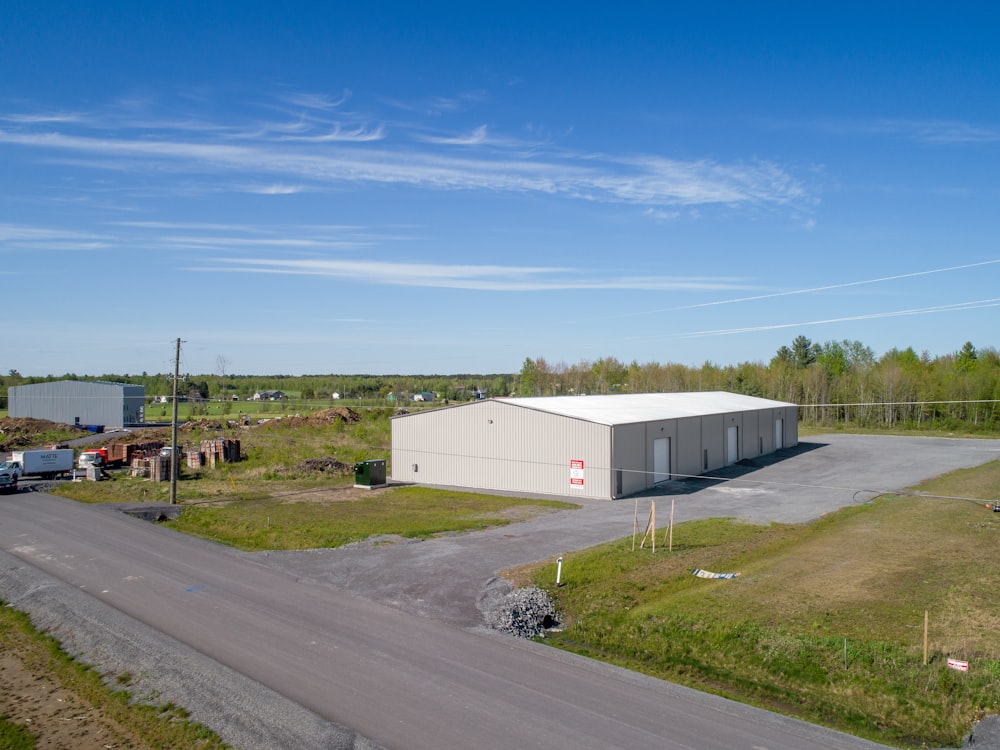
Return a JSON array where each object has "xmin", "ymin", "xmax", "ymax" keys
[
  {"xmin": 9, "ymin": 380, "xmax": 145, "ymax": 428},
  {"xmin": 391, "ymin": 392, "xmax": 798, "ymax": 500}
]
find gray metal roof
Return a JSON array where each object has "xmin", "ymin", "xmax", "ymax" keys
[{"xmin": 498, "ymin": 391, "xmax": 796, "ymax": 426}]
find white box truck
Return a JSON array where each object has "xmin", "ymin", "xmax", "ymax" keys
[{"xmin": 6, "ymin": 449, "xmax": 74, "ymax": 479}]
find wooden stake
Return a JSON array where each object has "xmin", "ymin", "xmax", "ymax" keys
[
  {"xmin": 639, "ymin": 502, "xmax": 654, "ymax": 550},
  {"xmin": 632, "ymin": 498, "xmax": 638, "ymax": 551},
  {"xmin": 668, "ymin": 498, "xmax": 675, "ymax": 552},
  {"xmin": 923, "ymin": 610, "xmax": 929, "ymax": 666},
  {"xmin": 651, "ymin": 501, "xmax": 656, "ymax": 553}
]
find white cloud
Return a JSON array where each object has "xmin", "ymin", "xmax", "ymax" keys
[
  {"xmin": 277, "ymin": 123, "xmax": 385, "ymax": 142},
  {"xmin": 244, "ymin": 183, "xmax": 304, "ymax": 194},
  {"xmin": 283, "ymin": 90, "xmax": 352, "ymax": 110},
  {"xmin": 200, "ymin": 256, "xmax": 752, "ymax": 292},
  {"xmin": 416, "ymin": 125, "xmax": 490, "ymax": 145},
  {"xmin": 0, "ymin": 100, "xmax": 810, "ymax": 210}
]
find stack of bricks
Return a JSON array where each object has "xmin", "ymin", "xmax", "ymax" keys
[
  {"xmin": 199, "ymin": 438, "xmax": 241, "ymax": 467},
  {"xmin": 109, "ymin": 440, "xmax": 165, "ymax": 466},
  {"xmin": 129, "ymin": 453, "xmax": 175, "ymax": 481}
]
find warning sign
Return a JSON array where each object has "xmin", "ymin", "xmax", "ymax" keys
[{"xmin": 570, "ymin": 459, "xmax": 585, "ymax": 486}]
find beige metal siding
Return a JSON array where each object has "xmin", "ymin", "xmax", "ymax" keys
[
  {"xmin": 675, "ymin": 417, "xmax": 702, "ymax": 477},
  {"xmin": 701, "ymin": 414, "xmax": 725, "ymax": 470},
  {"xmin": 392, "ymin": 401, "xmax": 612, "ymax": 499},
  {"xmin": 391, "ymin": 397, "xmax": 799, "ymax": 501},
  {"xmin": 611, "ymin": 424, "xmax": 646, "ymax": 497},
  {"xmin": 741, "ymin": 409, "xmax": 760, "ymax": 458}
]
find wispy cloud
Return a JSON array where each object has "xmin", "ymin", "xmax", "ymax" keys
[
  {"xmin": 635, "ymin": 298, "xmax": 1000, "ymax": 343},
  {"xmin": 0, "ymin": 111, "xmax": 87, "ymax": 124},
  {"xmin": 787, "ymin": 115, "xmax": 1000, "ymax": 145},
  {"xmin": 0, "ymin": 223, "xmax": 109, "ymax": 250},
  {"xmin": 416, "ymin": 125, "xmax": 490, "ymax": 145},
  {"xmin": 880, "ymin": 118, "xmax": 1000, "ymax": 144},
  {"xmin": 277, "ymin": 123, "xmax": 385, "ymax": 142},
  {"xmin": 380, "ymin": 90, "xmax": 488, "ymax": 115},
  {"xmin": 603, "ymin": 260, "xmax": 1000, "ymax": 321},
  {"xmin": 200, "ymin": 256, "xmax": 752, "ymax": 292},
  {"xmin": 0, "ymin": 93, "xmax": 811, "ymax": 211},
  {"xmin": 283, "ymin": 90, "xmax": 352, "ymax": 110},
  {"xmin": 243, "ymin": 183, "xmax": 304, "ymax": 194},
  {"xmin": 0, "ymin": 127, "xmax": 807, "ymax": 208}
]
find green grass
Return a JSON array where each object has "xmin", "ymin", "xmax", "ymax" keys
[
  {"xmin": 163, "ymin": 486, "xmax": 576, "ymax": 551},
  {"xmin": 0, "ymin": 714, "xmax": 35, "ymax": 750},
  {"xmin": 0, "ymin": 602, "xmax": 228, "ymax": 748},
  {"xmin": 530, "ymin": 465, "xmax": 1000, "ymax": 747}
]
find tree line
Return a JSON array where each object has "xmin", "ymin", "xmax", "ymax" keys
[
  {"xmin": 3, "ymin": 337, "xmax": 998, "ymax": 432},
  {"xmin": 517, "ymin": 337, "xmax": 1000, "ymax": 432}
]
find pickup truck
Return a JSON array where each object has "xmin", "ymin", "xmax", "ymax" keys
[
  {"xmin": 0, "ymin": 472, "xmax": 17, "ymax": 495},
  {"xmin": 0, "ymin": 460, "xmax": 23, "ymax": 480}
]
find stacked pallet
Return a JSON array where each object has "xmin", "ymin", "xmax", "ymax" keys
[
  {"xmin": 110, "ymin": 440, "xmax": 162, "ymax": 465},
  {"xmin": 131, "ymin": 454, "xmax": 171, "ymax": 481},
  {"xmin": 199, "ymin": 438, "xmax": 241, "ymax": 467}
]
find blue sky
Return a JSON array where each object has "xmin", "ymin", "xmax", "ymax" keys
[{"xmin": 2, "ymin": 2, "xmax": 997, "ymax": 376}]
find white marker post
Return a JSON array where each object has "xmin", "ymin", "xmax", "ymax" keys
[{"xmin": 556, "ymin": 556, "xmax": 564, "ymax": 586}]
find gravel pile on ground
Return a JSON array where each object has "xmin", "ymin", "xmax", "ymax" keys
[{"xmin": 482, "ymin": 586, "xmax": 557, "ymax": 638}]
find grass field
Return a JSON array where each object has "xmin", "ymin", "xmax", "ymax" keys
[
  {"xmin": 162, "ymin": 486, "xmax": 576, "ymax": 551},
  {"xmin": 528, "ymin": 463, "xmax": 1000, "ymax": 748}
]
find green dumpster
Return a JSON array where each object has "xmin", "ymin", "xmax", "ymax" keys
[{"xmin": 354, "ymin": 459, "xmax": 386, "ymax": 488}]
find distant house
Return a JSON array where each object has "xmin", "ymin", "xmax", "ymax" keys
[
  {"xmin": 252, "ymin": 390, "xmax": 285, "ymax": 401},
  {"xmin": 411, "ymin": 392, "xmax": 435, "ymax": 402},
  {"xmin": 153, "ymin": 395, "xmax": 188, "ymax": 403}
]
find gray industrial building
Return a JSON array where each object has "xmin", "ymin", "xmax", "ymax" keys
[
  {"xmin": 391, "ymin": 392, "xmax": 798, "ymax": 500},
  {"xmin": 8, "ymin": 380, "xmax": 146, "ymax": 428}
]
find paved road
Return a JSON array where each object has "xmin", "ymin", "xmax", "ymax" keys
[{"xmin": 2, "ymin": 434, "xmax": 997, "ymax": 749}]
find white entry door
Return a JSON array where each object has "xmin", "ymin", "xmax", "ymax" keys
[
  {"xmin": 726, "ymin": 426, "xmax": 739, "ymax": 465},
  {"xmin": 774, "ymin": 418, "xmax": 784, "ymax": 450},
  {"xmin": 653, "ymin": 437, "xmax": 670, "ymax": 484}
]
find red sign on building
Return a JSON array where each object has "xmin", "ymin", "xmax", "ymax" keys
[{"xmin": 570, "ymin": 459, "xmax": 585, "ymax": 486}]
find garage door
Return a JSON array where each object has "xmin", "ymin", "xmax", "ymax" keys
[
  {"xmin": 653, "ymin": 437, "xmax": 670, "ymax": 484},
  {"xmin": 726, "ymin": 426, "xmax": 738, "ymax": 465}
]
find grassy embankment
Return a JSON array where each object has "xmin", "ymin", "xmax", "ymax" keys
[{"xmin": 524, "ymin": 462, "xmax": 1000, "ymax": 748}]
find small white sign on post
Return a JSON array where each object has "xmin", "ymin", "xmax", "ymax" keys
[
  {"xmin": 569, "ymin": 459, "xmax": 585, "ymax": 487},
  {"xmin": 947, "ymin": 658, "xmax": 969, "ymax": 673}
]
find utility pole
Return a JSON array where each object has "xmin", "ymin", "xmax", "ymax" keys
[{"xmin": 170, "ymin": 337, "xmax": 180, "ymax": 505}]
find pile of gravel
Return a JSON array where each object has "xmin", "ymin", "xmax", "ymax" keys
[{"xmin": 482, "ymin": 585, "xmax": 558, "ymax": 638}]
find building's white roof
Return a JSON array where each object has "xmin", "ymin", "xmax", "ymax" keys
[{"xmin": 499, "ymin": 391, "xmax": 796, "ymax": 426}]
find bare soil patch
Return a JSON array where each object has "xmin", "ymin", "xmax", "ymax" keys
[{"xmin": 0, "ymin": 631, "xmax": 154, "ymax": 749}]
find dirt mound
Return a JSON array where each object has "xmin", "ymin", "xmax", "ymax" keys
[
  {"xmin": 298, "ymin": 457, "xmax": 354, "ymax": 475},
  {"xmin": 179, "ymin": 419, "xmax": 228, "ymax": 431},
  {"xmin": 306, "ymin": 407, "xmax": 362, "ymax": 425},
  {"xmin": 0, "ymin": 417, "xmax": 74, "ymax": 452},
  {"xmin": 259, "ymin": 407, "xmax": 362, "ymax": 429}
]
